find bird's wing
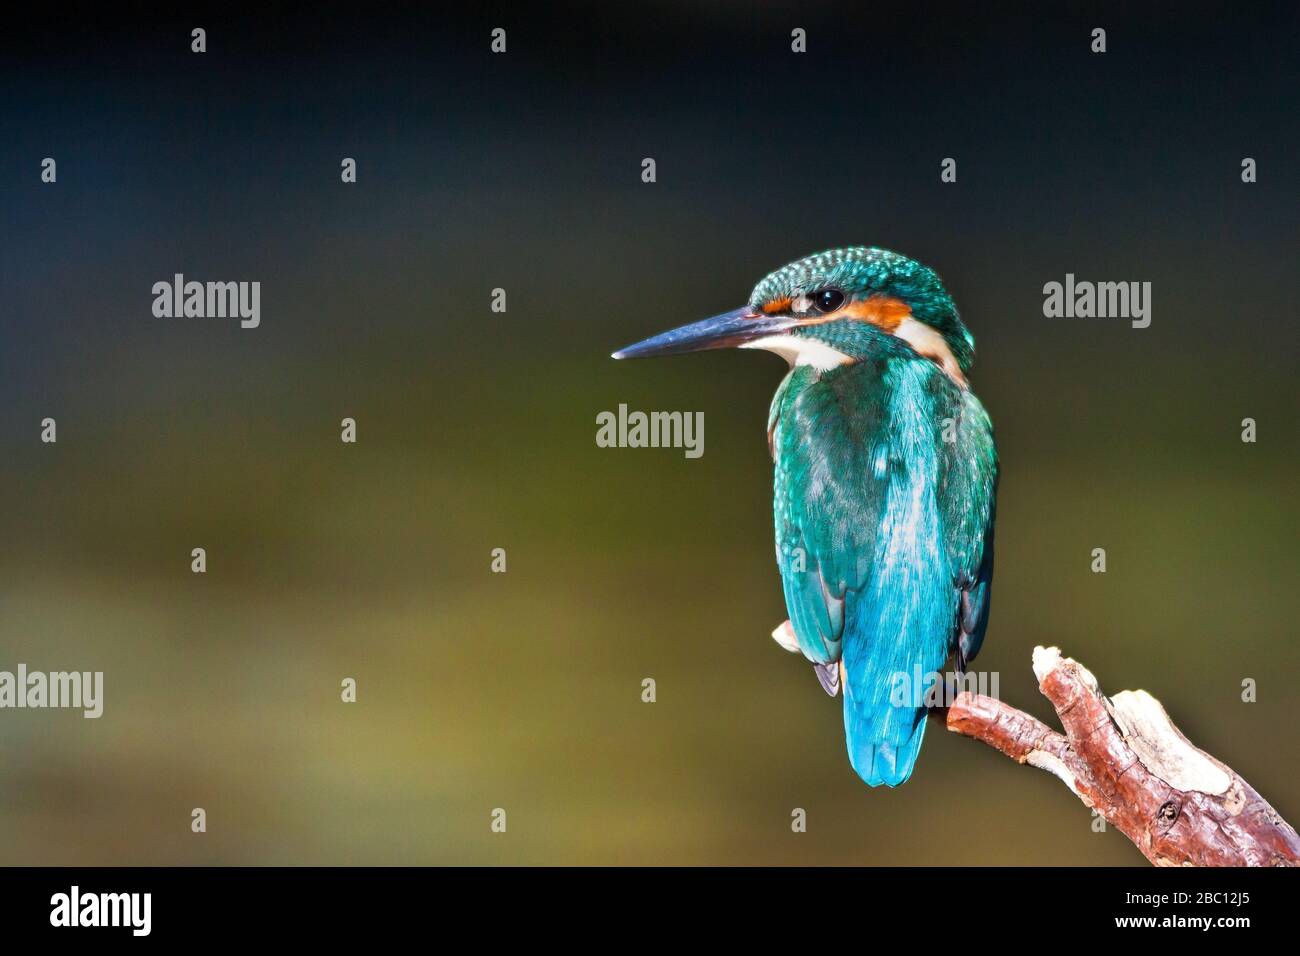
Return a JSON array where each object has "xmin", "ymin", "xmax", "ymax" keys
[
  {"xmin": 769, "ymin": 365, "xmax": 889, "ymax": 665},
  {"xmin": 938, "ymin": 387, "xmax": 998, "ymax": 667}
]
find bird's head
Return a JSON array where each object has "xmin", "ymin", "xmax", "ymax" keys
[{"xmin": 612, "ymin": 247, "xmax": 974, "ymax": 386}]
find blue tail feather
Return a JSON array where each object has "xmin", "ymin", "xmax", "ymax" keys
[
  {"xmin": 838, "ymin": 509, "xmax": 954, "ymax": 788},
  {"xmin": 844, "ymin": 699, "xmax": 928, "ymax": 787}
]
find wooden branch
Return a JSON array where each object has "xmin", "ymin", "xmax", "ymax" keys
[{"xmin": 946, "ymin": 646, "xmax": 1300, "ymax": 867}]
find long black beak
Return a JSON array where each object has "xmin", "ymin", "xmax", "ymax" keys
[{"xmin": 611, "ymin": 307, "xmax": 794, "ymax": 359}]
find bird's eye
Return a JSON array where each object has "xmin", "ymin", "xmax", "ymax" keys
[{"xmin": 813, "ymin": 289, "xmax": 846, "ymax": 314}]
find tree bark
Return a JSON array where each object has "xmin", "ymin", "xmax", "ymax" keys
[{"xmin": 946, "ymin": 646, "xmax": 1299, "ymax": 867}]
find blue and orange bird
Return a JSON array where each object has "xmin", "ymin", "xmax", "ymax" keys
[{"xmin": 613, "ymin": 247, "xmax": 997, "ymax": 787}]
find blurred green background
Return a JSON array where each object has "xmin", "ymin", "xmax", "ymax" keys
[{"xmin": 0, "ymin": 4, "xmax": 1295, "ymax": 864}]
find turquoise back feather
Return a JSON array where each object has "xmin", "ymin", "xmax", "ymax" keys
[{"xmin": 770, "ymin": 324, "xmax": 997, "ymax": 787}]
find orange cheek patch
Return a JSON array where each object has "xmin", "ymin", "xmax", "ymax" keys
[
  {"xmin": 761, "ymin": 297, "xmax": 791, "ymax": 315},
  {"xmin": 841, "ymin": 295, "xmax": 912, "ymax": 331}
]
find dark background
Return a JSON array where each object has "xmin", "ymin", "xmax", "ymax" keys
[{"xmin": 0, "ymin": 2, "xmax": 1295, "ymax": 864}]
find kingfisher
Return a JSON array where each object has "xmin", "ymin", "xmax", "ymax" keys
[{"xmin": 613, "ymin": 247, "xmax": 997, "ymax": 787}]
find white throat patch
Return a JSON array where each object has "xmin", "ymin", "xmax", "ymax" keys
[
  {"xmin": 739, "ymin": 334, "xmax": 853, "ymax": 371},
  {"xmin": 742, "ymin": 324, "xmax": 968, "ymax": 386}
]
